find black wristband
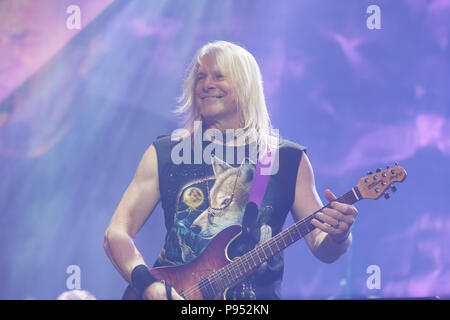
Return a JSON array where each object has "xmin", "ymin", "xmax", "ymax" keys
[
  {"xmin": 164, "ymin": 281, "xmax": 172, "ymax": 300},
  {"xmin": 131, "ymin": 264, "xmax": 157, "ymax": 297}
]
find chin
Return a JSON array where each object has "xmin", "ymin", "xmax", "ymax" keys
[
  {"xmin": 200, "ymin": 112, "xmax": 223, "ymax": 123},
  {"xmin": 200, "ymin": 106, "xmax": 225, "ymax": 119}
]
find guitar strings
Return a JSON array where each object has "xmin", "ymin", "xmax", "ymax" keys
[
  {"xmin": 183, "ymin": 208, "xmax": 331, "ymax": 298},
  {"xmin": 182, "ymin": 210, "xmax": 324, "ymax": 298},
  {"xmin": 182, "ymin": 191, "xmax": 356, "ymax": 299},
  {"xmin": 182, "ymin": 213, "xmax": 318, "ymax": 299}
]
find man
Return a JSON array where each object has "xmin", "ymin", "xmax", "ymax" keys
[{"xmin": 104, "ymin": 41, "xmax": 358, "ymax": 300}]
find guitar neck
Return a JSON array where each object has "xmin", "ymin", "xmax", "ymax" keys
[
  {"xmin": 255, "ymin": 186, "xmax": 363, "ymax": 259},
  {"xmin": 205, "ymin": 186, "xmax": 363, "ymax": 296}
]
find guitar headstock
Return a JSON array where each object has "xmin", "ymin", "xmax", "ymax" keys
[{"xmin": 357, "ymin": 164, "xmax": 407, "ymax": 200}]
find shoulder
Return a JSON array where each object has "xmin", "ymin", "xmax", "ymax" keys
[
  {"xmin": 270, "ymin": 137, "xmax": 307, "ymax": 177},
  {"xmin": 134, "ymin": 143, "xmax": 159, "ymax": 184},
  {"xmin": 153, "ymin": 134, "xmax": 174, "ymax": 149},
  {"xmin": 277, "ymin": 138, "xmax": 307, "ymax": 160},
  {"xmin": 152, "ymin": 134, "xmax": 181, "ymax": 158},
  {"xmin": 151, "ymin": 133, "xmax": 183, "ymax": 175}
]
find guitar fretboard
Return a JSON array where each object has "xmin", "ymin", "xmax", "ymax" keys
[{"xmin": 199, "ymin": 187, "xmax": 362, "ymax": 299}]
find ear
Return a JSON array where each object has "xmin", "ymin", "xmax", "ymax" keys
[{"xmin": 211, "ymin": 154, "xmax": 233, "ymax": 176}]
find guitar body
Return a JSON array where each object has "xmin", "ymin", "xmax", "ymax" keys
[{"xmin": 122, "ymin": 225, "xmax": 242, "ymax": 300}]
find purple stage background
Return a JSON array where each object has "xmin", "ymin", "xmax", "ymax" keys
[{"xmin": 1, "ymin": 0, "xmax": 449, "ymax": 299}]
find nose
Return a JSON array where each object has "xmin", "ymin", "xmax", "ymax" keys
[{"xmin": 202, "ymin": 75, "xmax": 216, "ymax": 91}]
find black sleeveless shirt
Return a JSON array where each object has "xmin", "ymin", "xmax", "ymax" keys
[{"xmin": 152, "ymin": 134, "xmax": 306, "ymax": 299}]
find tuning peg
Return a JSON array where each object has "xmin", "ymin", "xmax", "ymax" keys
[
  {"xmin": 384, "ymin": 192, "xmax": 390, "ymax": 199},
  {"xmin": 376, "ymin": 168, "xmax": 381, "ymax": 173},
  {"xmin": 394, "ymin": 162, "xmax": 398, "ymax": 166},
  {"xmin": 391, "ymin": 185, "xmax": 397, "ymax": 192},
  {"xmin": 367, "ymin": 171, "xmax": 373, "ymax": 175}
]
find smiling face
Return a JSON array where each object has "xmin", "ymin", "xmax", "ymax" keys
[{"xmin": 194, "ymin": 54, "xmax": 240, "ymax": 129}]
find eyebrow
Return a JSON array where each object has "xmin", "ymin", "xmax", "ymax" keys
[{"xmin": 195, "ymin": 70, "xmax": 225, "ymax": 77}]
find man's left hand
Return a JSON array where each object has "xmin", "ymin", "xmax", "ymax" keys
[{"xmin": 311, "ymin": 189, "xmax": 358, "ymax": 243}]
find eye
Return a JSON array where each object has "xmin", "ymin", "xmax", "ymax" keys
[
  {"xmin": 221, "ymin": 198, "xmax": 231, "ymax": 206},
  {"xmin": 196, "ymin": 73, "xmax": 206, "ymax": 81},
  {"xmin": 215, "ymin": 73, "xmax": 224, "ymax": 80}
]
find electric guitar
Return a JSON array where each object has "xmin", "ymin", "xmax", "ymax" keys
[{"xmin": 122, "ymin": 164, "xmax": 407, "ymax": 300}]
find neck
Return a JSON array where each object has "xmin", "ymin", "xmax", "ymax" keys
[
  {"xmin": 201, "ymin": 115, "xmax": 253, "ymax": 147},
  {"xmin": 202, "ymin": 116, "xmax": 242, "ymax": 132}
]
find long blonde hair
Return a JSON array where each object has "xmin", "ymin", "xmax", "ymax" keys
[{"xmin": 174, "ymin": 41, "xmax": 278, "ymax": 154}]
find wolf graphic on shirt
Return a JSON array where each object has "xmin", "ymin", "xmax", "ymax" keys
[
  {"xmin": 155, "ymin": 155, "xmax": 259, "ymax": 266},
  {"xmin": 190, "ymin": 155, "xmax": 255, "ymax": 239}
]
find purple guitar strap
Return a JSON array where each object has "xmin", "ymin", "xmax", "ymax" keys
[
  {"xmin": 242, "ymin": 142, "xmax": 278, "ymax": 233},
  {"xmin": 248, "ymin": 149, "xmax": 276, "ymax": 206}
]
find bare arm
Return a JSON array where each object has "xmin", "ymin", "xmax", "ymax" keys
[
  {"xmin": 104, "ymin": 144, "xmax": 161, "ymax": 282},
  {"xmin": 104, "ymin": 144, "xmax": 184, "ymax": 300},
  {"xmin": 291, "ymin": 153, "xmax": 353, "ymax": 264}
]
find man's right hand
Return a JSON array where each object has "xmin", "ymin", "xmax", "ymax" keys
[{"xmin": 142, "ymin": 281, "xmax": 185, "ymax": 300}]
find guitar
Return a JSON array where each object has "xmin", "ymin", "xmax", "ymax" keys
[{"xmin": 122, "ymin": 164, "xmax": 407, "ymax": 300}]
